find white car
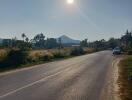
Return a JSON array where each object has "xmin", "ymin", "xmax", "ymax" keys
[{"xmin": 113, "ymin": 47, "xmax": 121, "ymax": 55}]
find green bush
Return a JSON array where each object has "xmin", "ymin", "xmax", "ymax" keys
[
  {"xmin": 70, "ymin": 47, "xmax": 85, "ymax": 56},
  {"xmin": 127, "ymin": 50, "xmax": 132, "ymax": 55},
  {"xmin": 53, "ymin": 51, "xmax": 68, "ymax": 58},
  {"xmin": 0, "ymin": 49, "xmax": 29, "ymax": 68}
]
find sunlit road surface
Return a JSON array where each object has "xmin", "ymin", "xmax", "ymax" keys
[{"xmin": 0, "ymin": 51, "xmax": 114, "ymax": 100}]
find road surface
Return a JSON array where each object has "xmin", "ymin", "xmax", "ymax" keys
[{"xmin": 0, "ymin": 51, "xmax": 115, "ymax": 100}]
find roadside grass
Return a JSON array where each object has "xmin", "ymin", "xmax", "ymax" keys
[
  {"xmin": 0, "ymin": 47, "xmax": 96, "ymax": 73},
  {"xmin": 0, "ymin": 49, "xmax": 8, "ymax": 61},
  {"xmin": 119, "ymin": 56, "xmax": 132, "ymax": 100}
]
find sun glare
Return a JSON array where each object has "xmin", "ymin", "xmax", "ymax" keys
[{"xmin": 67, "ymin": 0, "xmax": 74, "ymax": 4}]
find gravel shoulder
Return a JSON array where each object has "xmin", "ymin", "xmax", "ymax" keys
[{"xmin": 99, "ymin": 56, "xmax": 122, "ymax": 100}]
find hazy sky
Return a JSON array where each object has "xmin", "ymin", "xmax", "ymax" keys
[{"xmin": 0, "ymin": 0, "xmax": 132, "ymax": 41}]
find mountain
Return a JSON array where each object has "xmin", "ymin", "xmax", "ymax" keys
[{"xmin": 57, "ymin": 35, "xmax": 80, "ymax": 44}]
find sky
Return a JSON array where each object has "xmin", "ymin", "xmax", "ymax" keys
[{"xmin": 0, "ymin": 0, "xmax": 132, "ymax": 41}]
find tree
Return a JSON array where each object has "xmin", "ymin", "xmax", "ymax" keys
[
  {"xmin": 21, "ymin": 33, "xmax": 26, "ymax": 42},
  {"xmin": 45, "ymin": 38, "xmax": 58, "ymax": 49},
  {"xmin": 108, "ymin": 38, "xmax": 120, "ymax": 49},
  {"xmin": 25, "ymin": 37, "xmax": 29, "ymax": 43},
  {"xmin": 58, "ymin": 38, "xmax": 62, "ymax": 49},
  {"xmin": 80, "ymin": 39, "xmax": 88, "ymax": 47},
  {"xmin": 11, "ymin": 37, "xmax": 17, "ymax": 47},
  {"xmin": 33, "ymin": 33, "xmax": 45, "ymax": 48},
  {"xmin": 121, "ymin": 30, "xmax": 132, "ymax": 50}
]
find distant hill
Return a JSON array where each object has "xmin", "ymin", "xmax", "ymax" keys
[{"xmin": 57, "ymin": 35, "xmax": 80, "ymax": 44}]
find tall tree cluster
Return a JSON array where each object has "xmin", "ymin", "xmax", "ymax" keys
[
  {"xmin": 80, "ymin": 30, "xmax": 132, "ymax": 51},
  {"xmin": 1, "ymin": 30, "xmax": 132, "ymax": 51},
  {"xmin": 32, "ymin": 33, "xmax": 58, "ymax": 49},
  {"xmin": 121, "ymin": 30, "xmax": 132, "ymax": 50}
]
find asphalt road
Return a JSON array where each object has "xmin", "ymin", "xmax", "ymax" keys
[{"xmin": 0, "ymin": 51, "xmax": 114, "ymax": 100}]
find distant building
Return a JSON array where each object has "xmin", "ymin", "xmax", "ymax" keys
[
  {"xmin": 57, "ymin": 35, "xmax": 80, "ymax": 44},
  {"xmin": 0, "ymin": 38, "xmax": 12, "ymax": 47},
  {"xmin": 2, "ymin": 39, "xmax": 12, "ymax": 47},
  {"xmin": 71, "ymin": 45, "xmax": 80, "ymax": 47}
]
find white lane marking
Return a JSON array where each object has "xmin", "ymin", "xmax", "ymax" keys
[
  {"xmin": 0, "ymin": 66, "xmax": 73, "ymax": 98},
  {"xmin": 0, "ymin": 62, "xmax": 54, "ymax": 77},
  {"xmin": 0, "ymin": 52, "xmax": 103, "ymax": 98}
]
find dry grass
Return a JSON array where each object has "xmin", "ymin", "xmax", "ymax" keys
[
  {"xmin": 0, "ymin": 49, "xmax": 8, "ymax": 61},
  {"xmin": 28, "ymin": 48, "xmax": 72, "ymax": 62},
  {"xmin": 118, "ymin": 56, "xmax": 132, "ymax": 100},
  {"xmin": 0, "ymin": 47, "xmax": 95, "ymax": 63},
  {"xmin": 29, "ymin": 48, "xmax": 95, "ymax": 60},
  {"xmin": 83, "ymin": 48, "xmax": 96, "ymax": 53},
  {"xmin": 0, "ymin": 47, "xmax": 96, "ymax": 72}
]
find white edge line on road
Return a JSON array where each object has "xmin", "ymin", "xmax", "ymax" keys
[
  {"xmin": 0, "ymin": 62, "xmax": 53, "ymax": 77},
  {"xmin": 113, "ymin": 57, "xmax": 122, "ymax": 100},
  {"xmin": 0, "ymin": 66, "xmax": 72, "ymax": 98}
]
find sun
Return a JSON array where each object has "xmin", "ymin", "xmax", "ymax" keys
[{"xmin": 67, "ymin": 0, "xmax": 74, "ymax": 4}]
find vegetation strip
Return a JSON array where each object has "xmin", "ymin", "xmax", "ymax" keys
[
  {"xmin": 0, "ymin": 48, "xmax": 96, "ymax": 72},
  {"xmin": 119, "ymin": 56, "xmax": 132, "ymax": 100}
]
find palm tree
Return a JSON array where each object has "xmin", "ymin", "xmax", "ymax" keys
[
  {"xmin": 25, "ymin": 37, "xmax": 29, "ymax": 43},
  {"xmin": 21, "ymin": 33, "xmax": 26, "ymax": 42}
]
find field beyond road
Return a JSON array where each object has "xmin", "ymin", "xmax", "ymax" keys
[{"xmin": 0, "ymin": 51, "xmax": 117, "ymax": 100}]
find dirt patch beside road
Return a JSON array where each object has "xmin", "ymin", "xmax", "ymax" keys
[
  {"xmin": 99, "ymin": 57, "xmax": 121, "ymax": 100},
  {"xmin": 113, "ymin": 58, "xmax": 121, "ymax": 100}
]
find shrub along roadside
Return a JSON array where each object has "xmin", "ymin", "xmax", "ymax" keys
[
  {"xmin": 71, "ymin": 47, "xmax": 85, "ymax": 56},
  {"xmin": 0, "ymin": 47, "xmax": 95, "ymax": 72},
  {"xmin": 0, "ymin": 49, "xmax": 29, "ymax": 71},
  {"xmin": 118, "ymin": 56, "xmax": 132, "ymax": 100}
]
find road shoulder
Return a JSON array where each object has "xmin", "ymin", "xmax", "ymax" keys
[
  {"xmin": 113, "ymin": 57, "xmax": 121, "ymax": 100},
  {"xmin": 99, "ymin": 57, "xmax": 121, "ymax": 100}
]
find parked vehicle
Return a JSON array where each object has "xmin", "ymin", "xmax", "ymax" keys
[{"xmin": 113, "ymin": 47, "xmax": 121, "ymax": 55}]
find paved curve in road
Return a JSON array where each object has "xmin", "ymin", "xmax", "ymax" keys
[{"xmin": 0, "ymin": 51, "xmax": 114, "ymax": 100}]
